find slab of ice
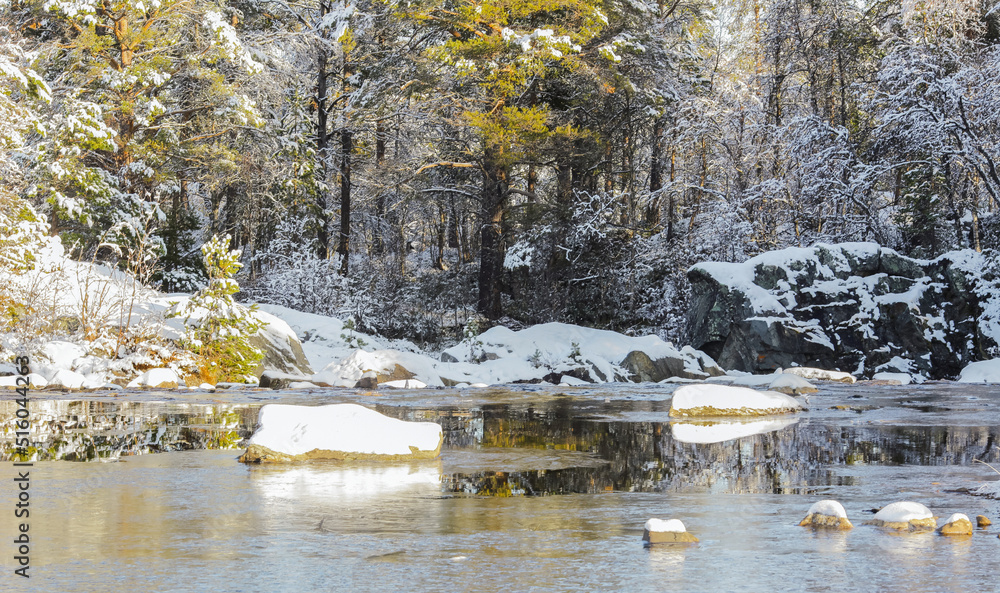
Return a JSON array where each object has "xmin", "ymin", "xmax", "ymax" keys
[
  {"xmin": 669, "ymin": 384, "xmax": 803, "ymax": 417},
  {"xmin": 782, "ymin": 367, "xmax": 855, "ymax": 383},
  {"xmin": 871, "ymin": 372, "xmax": 912, "ymax": 385},
  {"xmin": 247, "ymin": 403, "xmax": 442, "ymax": 458}
]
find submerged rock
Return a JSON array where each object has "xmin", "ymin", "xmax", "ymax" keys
[
  {"xmin": 866, "ymin": 501, "xmax": 936, "ymax": 531},
  {"xmin": 937, "ymin": 513, "xmax": 973, "ymax": 536},
  {"xmin": 799, "ymin": 500, "xmax": 853, "ymax": 529},
  {"xmin": 642, "ymin": 518, "xmax": 699, "ymax": 544},
  {"xmin": 239, "ymin": 403, "xmax": 442, "ymax": 463}
]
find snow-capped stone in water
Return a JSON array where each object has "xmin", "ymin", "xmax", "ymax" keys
[
  {"xmin": 643, "ymin": 518, "xmax": 698, "ymax": 544},
  {"xmin": 937, "ymin": 513, "xmax": 973, "ymax": 536},
  {"xmin": 768, "ymin": 373, "xmax": 818, "ymax": 395},
  {"xmin": 126, "ymin": 368, "xmax": 180, "ymax": 389},
  {"xmin": 799, "ymin": 500, "xmax": 853, "ymax": 529},
  {"xmin": 957, "ymin": 359, "xmax": 1000, "ymax": 384},
  {"xmin": 977, "ymin": 515, "xmax": 991, "ymax": 527},
  {"xmin": 0, "ymin": 373, "xmax": 48, "ymax": 389},
  {"xmin": 239, "ymin": 403, "xmax": 443, "ymax": 463},
  {"xmin": 669, "ymin": 384, "xmax": 803, "ymax": 417},
  {"xmin": 782, "ymin": 367, "xmax": 856, "ymax": 383},
  {"xmin": 870, "ymin": 372, "xmax": 912, "ymax": 385},
  {"xmin": 670, "ymin": 417, "xmax": 798, "ymax": 444},
  {"xmin": 866, "ymin": 501, "xmax": 936, "ymax": 531},
  {"xmin": 47, "ymin": 368, "xmax": 88, "ymax": 390}
]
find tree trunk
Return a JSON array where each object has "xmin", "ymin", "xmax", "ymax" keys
[
  {"xmin": 478, "ymin": 152, "xmax": 507, "ymax": 320},
  {"xmin": 315, "ymin": 32, "xmax": 331, "ymax": 260},
  {"xmin": 647, "ymin": 115, "xmax": 664, "ymax": 226},
  {"xmin": 373, "ymin": 118, "xmax": 387, "ymax": 254},
  {"xmin": 337, "ymin": 129, "xmax": 352, "ymax": 274}
]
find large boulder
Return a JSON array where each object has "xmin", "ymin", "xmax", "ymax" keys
[
  {"xmin": 621, "ymin": 349, "xmax": 724, "ymax": 382},
  {"xmin": 687, "ymin": 244, "xmax": 996, "ymax": 379},
  {"xmin": 249, "ymin": 311, "xmax": 314, "ymax": 378}
]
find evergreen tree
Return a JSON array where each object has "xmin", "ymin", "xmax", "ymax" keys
[{"xmin": 171, "ymin": 234, "xmax": 265, "ymax": 384}]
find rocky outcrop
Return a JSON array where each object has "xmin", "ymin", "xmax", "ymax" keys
[
  {"xmin": 687, "ymin": 244, "xmax": 995, "ymax": 379},
  {"xmin": 621, "ymin": 349, "xmax": 724, "ymax": 381},
  {"xmin": 249, "ymin": 311, "xmax": 314, "ymax": 378}
]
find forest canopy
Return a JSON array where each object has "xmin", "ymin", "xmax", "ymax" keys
[{"xmin": 3, "ymin": 0, "xmax": 999, "ymax": 345}]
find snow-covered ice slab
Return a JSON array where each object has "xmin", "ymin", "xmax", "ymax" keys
[
  {"xmin": 240, "ymin": 403, "xmax": 443, "ymax": 463},
  {"xmin": 670, "ymin": 417, "xmax": 798, "ymax": 444},
  {"xmin": 782, "ymin": 367, "xmax": 855, "ymax": 383},
  {"xmin": 669, "ymin": 384, "xmax": 803, "ymax": 417}
]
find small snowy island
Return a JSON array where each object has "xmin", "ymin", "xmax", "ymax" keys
[
  {"xmin": 669, "ymin": 384, "xmax": 804, "ymax": 417},
  {"xmin": 642, "ymin": 518, "xmax": 699, "ymax": 544},
  {"xmin": 239, "ymin": 403, "xmax": 443, "ymax": 463},
  {"xmin": 798, "ymin": 500, "xmax": 853, "ymax": 529},
  {"xmin": 865, "ymin": 501, "xmax": 936, "ymax": 531}
]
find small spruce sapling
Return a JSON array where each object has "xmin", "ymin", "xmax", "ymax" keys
[{"xmin": 172, "ymin": 234, "xmax": 266, "ymax": 384}]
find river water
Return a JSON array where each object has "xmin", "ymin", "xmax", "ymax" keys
[{"xmin": 2, "ymin": 382, "xmax": 999, "ymax": 592}]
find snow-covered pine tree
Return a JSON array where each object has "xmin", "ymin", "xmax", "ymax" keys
[{"xmin": 172, "ymin": 234, "xmax": 265, "ymax": 384}]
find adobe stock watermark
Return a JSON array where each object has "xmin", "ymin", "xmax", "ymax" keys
[{"xmin": 12, "ymin": 355, "xmax": 32, "ymax": 578}]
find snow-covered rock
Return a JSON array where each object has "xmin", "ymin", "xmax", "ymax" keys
[
  {"xmin": 313, "ymin": 349, "xmax": 448, "ymax": 387},
  {"xmin": 46, "ymin": 369, "xmax": 88, "ymax": 390},
  {"xmin": 0, "ymin": 373, "xmax": 47, "ymax": 389},
  {"xmin": 768, "ymin": 373, "xmax": 818, "ymax": 395},
  {"xmin": 670, "ymin": 417, "xmax": 798, "ymax": 444},
  {"xmin": 687, "ymin": 243, "xmax": 993, "ymax": 379},
  {"xmin": 957, "ymin": 359, "xmax": 1000, "ymax": 384},
  {"xmin": 799, "ymin": 500, "xmax": 853, "ymax": 529},
  {"xmin": 309, "ymin": 321, "xmax": 722, "ymax": 388},
  {"xmin": 870, "ymin": 372, "xmax": 913, "ymax": 385},
  {"xmin": 239, "ymin": 403, "xmax": 443, "ymax": 463},
  {"xmin": 248, "ymin": 310, "xmax": 313, "ymax": 377},
  {"xmin": 782, "ymin": 367, "xmax": 855, "ymax": 383},
  {"xmin": 866, "ymin": 501, "xmax": 936, "ymax": 531},
  {"xmin": 937, "ymin": 513, "xmax": 973, "ymax": 536},
  {"xmin": 642, "ymin": 518, "xmax": 698, "ymax": 544},
  {"xmin": 126, "ymin": 368, "xmax": 181, "ymax": 389},
  {"xmin": 669, "ymin": 384, "xmax": 803, "ymax": 417},
  {"xmin": 441, "ymin": 322, "xmax": 722, "ymax": 383}
]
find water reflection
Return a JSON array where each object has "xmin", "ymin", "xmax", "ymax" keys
[{"xmin": 670, "ymin": 417, "xmax": 799, "ymax": 444}]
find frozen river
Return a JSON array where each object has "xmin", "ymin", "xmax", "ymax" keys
[{"xmin": 2, "ymin": 382, "xmax": 998, "ymax": 591}]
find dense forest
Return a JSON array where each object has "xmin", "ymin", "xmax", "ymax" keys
[{"xmin": 3, "ymin": 0, "xmax": 999, "ymax": 347}]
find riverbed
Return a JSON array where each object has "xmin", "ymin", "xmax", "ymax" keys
[{"xmin": 2, "ymin": 382, "xmax": 999, "ymax": 591}]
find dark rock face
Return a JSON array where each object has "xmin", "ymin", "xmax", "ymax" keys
[{"xmin": 687, "ymin": 244, "xmax": 994, "ymax": 379}]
